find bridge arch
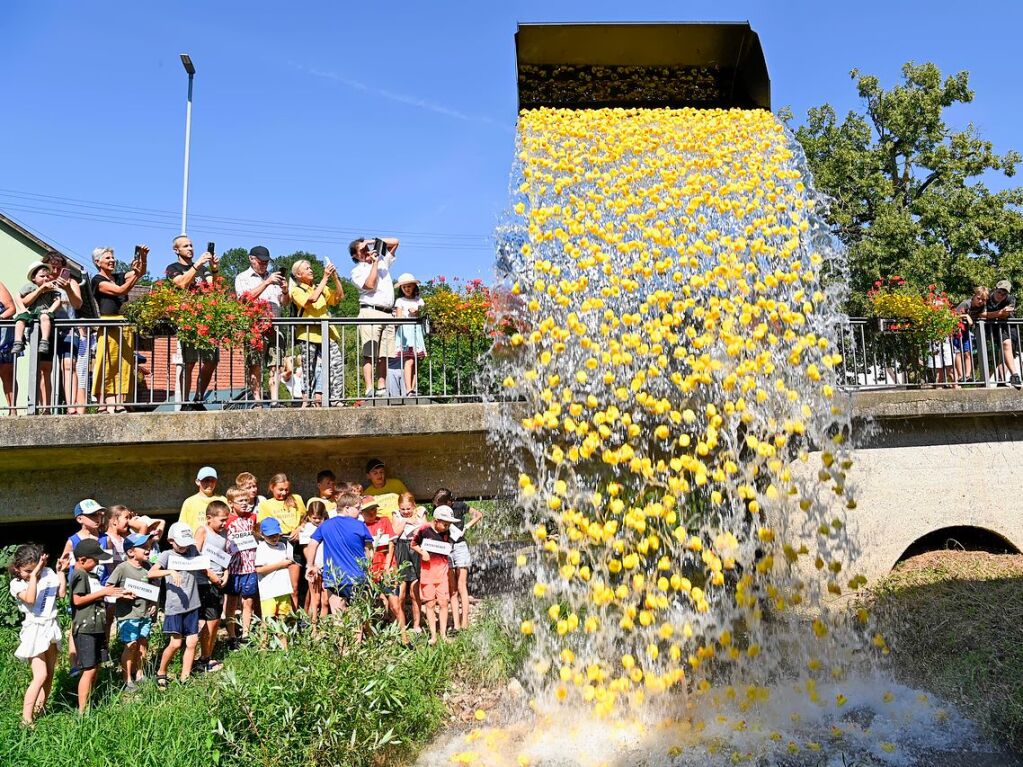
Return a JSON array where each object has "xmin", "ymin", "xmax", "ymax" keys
[{"xmin": 894, "ymin": 525, "xmax": 1021, "ymax": 566}]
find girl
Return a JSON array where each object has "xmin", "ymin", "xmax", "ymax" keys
[
  {"xmin": 432, "ymin": 488, "xmax": 483, "ymax": 631},
  {"xmin": 9, "ymin": 545, "xmax": 68, "ymax": 724},
  {"xmin": 299, "ymin": 499, "xmax": 330, "ymax": 626},
  {"xmin": 393, "ymin": 274, "xmax": 427, "ymax": 396},
  {"xmin": 257, "ymin": 473, "xmax": 306, "ymax": 609},
  {"xmin": 392, "ymin": 492, "xmax": 425, "ymax": 635}
]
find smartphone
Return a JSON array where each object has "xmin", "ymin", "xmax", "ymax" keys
[
  {"xmin": 134, "ymin": 245, "xmax": 142, "ymax": 258},
  {"xmin": 373, "ymin": 238, "xmax": 387, "ymax": 260},
  {"xmin": 59, "ymin": 268, "xmax": 71, "ymax": 281},
  {"xmin": 207, "ymin": 241, "xmax": 216, "ymax": 256},
  {"xmin": 276, "ymin": 267, "xmax": 287, "ymax": 279}
]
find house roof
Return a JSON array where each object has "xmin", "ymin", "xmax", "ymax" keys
[{"xmin": 0, "ymin": 211, "xmax": 86, "ymax": 273}]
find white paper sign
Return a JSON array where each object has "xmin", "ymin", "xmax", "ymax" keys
[
  {"xmin": 232, "ymin": 534, "xmax": 257, "ymax": 552},
  {"xmin": 420, "ymin": 539, "xmax": 452, "ymax": 556},
  {"xmin": 259, "ymin": 570, "xmax": 294, "ymax": 599},
  {"xmin": 168, "ymin": 554, "xmax": 211, "ymax": 572},
  {"xmin": 373, "ymin": 533, "xmax": 391, "ymax": 548},
  {"xmin": 202, "ymin": 545, "xmax": 232, "ymax": 570},
  {"xmin": 124, "ymin": 578, "xmax": 160, "ymax": 602},
  {"xmin": 450, "ymin": 525, "xmax": 464, "ymax": 542}
]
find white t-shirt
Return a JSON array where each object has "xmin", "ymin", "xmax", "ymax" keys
[
  {"xmin": 9, "ymin": 568, "xmax": 61, "ymax": 620},
  {"xmin": 255, "ymin": 540, "xmax": 293, "ymax": 601},
  {"xmin": 395, "ymin": 296, "xmax": 424, "ymax": 318},
  {"xmin": 351, "ymin": 251, "xmax": 396, "ymax": 309},
  {"xmin": 235, "ymin": 267, "xmax": 284, "ymax": 315}
]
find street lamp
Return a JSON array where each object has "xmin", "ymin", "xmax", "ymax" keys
[{"xmin": 180, "ymin": 53, "xmax": 196, "ymax": 235}]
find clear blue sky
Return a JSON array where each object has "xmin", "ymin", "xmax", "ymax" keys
[{"xmin": 2, "ymin": 1, "xmax": 1021, "ymax": 280}]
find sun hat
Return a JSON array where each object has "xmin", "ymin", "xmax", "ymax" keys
[
  {"xmin": 433, "ymin": 505, "xmax": 457, "ymax": 523},
  {"xmin": 26, "ymin": 261, "xmax": 49, "ymax": 281},
  {"xmin": 395, "ymin": 273, "xmax": 419, "ymax": 288},
  {"xmin": 123, "ymin": 532, "xmax": 154, "ymax": 552},
  {"xmin": 361, "ymin": 496, "xmax": 380, "ymax": 513},
  {"xmin": 260, "ymin": 517, "xmax": 282, "ymax": 536},
  {"xmin": 167, "ymin": 522, "xmax": 195, "ymax": 546},
  {"xmin": 196, "ymin": 466, "xmax": 218, "ymax": 481},
  {"xmin": 73, "ymin": 539, "xmax": 113, "ymax": 563},
  {"xmin": 73, "ymin": 499, "xmax": 107, "ymax": 518}
]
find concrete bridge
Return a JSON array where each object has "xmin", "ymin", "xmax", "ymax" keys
[{"xmin": 1, "ymin": 390, "xmax": 1021, "ymax": 582}]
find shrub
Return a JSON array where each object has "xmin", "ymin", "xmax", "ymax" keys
[{"xmin": 866, "ymin": 276, "xmax": 959, "ymax": 342}]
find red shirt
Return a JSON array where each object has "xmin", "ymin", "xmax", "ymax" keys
[
  {"xmin": 365, "ymin": 517, "xmax": 395, "ymax": 575},
  {"xmin": 226, "ymin": 511, "xmax": 257, "ymax": 575}
]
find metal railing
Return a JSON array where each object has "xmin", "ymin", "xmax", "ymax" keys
[{"xmin": 0, "ymin": 316, "xmax": 491, "ymax": 415}]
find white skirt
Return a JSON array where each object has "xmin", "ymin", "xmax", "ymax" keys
[{"xmin": 15, "ymin": 618, "xmax": 62, "ymax": 661}]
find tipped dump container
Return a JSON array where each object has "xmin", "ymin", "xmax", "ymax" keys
[{"xmin": 515, "ymin": 22, "xmax": 770, "ymax": 111}]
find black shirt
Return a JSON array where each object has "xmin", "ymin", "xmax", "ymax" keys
[
  {"xmin": 165, "ymin": 260, "xmax": 214, "ymax": 287},
  {"xmin": 449, "ymin": 499, "xmax": 470, "ymax": 528},
  {"xmin": 986, "ymin": 294, "xmax": 1016, "ymax": 327},
  {"xmin": 91, "ymin": 273, "xmax": 128, "ymax": 316}
]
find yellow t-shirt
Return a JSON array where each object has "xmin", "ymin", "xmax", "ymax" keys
[
  {"xmin": 364, "ymin": 478, "xmax": 409, "ymax": 518},
  {"xmin": 179, "ymin": 492, "xmax": 228, "ymax": 532},
  {"xmin": 290, "ymin": 283, "xmax": 341, "ymax": 344},
  {"xmin": 257, "ymin": 495, "xmax": 306, "ymax": 535}
]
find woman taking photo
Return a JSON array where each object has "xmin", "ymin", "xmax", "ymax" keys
[
  {"xmin": 289, "ymin": 259, "xmax": 344, "ymax": 407},
  {"xmin": 91, "ymin": 246, "xmax": 147, "ymax": 413}
]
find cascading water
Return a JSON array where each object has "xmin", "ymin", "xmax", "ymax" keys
[{"xmin": 422, "ymin": 105, "xmax": 989, "ymax": 765}]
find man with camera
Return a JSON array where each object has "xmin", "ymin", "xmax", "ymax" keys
[
  {"xmin": 235, "ymin": 246, "xmax": 290, "ymax": 407},
  {"xmin": 165, "ymin": 235, "xmax": 220, "ymax": 410},
  {"xmin": 349, "ymin": 237, "xmax": 399, "ymax": 398}
]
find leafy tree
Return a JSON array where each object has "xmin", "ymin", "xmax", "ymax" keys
[
  {"xmin": 274, "ymin": 250, "xmax": 358, "ymax": 317},
  {"xmin": 788, "ymin": 62, "xmax": 1023, "ymax": 312},
  {"xmin": 214, "ymin": 247, "xmax": 251, "ymax": 284}
]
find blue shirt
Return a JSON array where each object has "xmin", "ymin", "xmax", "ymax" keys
[{"xmin": 310, "ymin": 516, "xmax": 373, "ymax": 587}]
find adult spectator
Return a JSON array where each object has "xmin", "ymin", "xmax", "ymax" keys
[
  {"xmin": 165, "ymin": 235, "xmax": 219, "ymax": 410},
  {"xmin": 363, "ymin": 458, "xmax": 409, "ymax": 517},
  {"xmin": 234, "ymin": 246, "xmax": 289, "ymax": 407},
  {"xmin": 42, "ymin": 252, "xmax": 86, "ymax": 414},
  {"xmin": 953, "ymin": 286, "xmax": 988, "ymax": 385},
  {"xmin": 349, "ymin": 237, "xmax": 399, "ymax": 398},
  {"xmin": 0, "ymin": 279, "xmax": 17, "ymax": 414},
  {"xmin": 91, "ymin": 246, "xmax": 147, "ymax": 414},
  {"xmin": 981, "ymin": 280, "xmax": 1021, "ymax": 388},
  {"xmin": 289, "ymin": 259, "xmax": 344, "ymax": 407}
]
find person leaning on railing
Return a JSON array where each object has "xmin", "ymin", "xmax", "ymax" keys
[
  {"xmin": 90, "ymin": 246, "xmax": 148, "ymax": 414},
  {"xmin": 980, "ymin": 280, "xmax": 1022, "ymax": 389},
  {"xmin": 289, "ymin": 259, "xmax": 344, "ymax": 408},
  {"xmin": 952, "ymin": 286, "xmax": 988, "ymax": 386}
]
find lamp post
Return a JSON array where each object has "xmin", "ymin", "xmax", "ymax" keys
[{"xmin": 180, "ymin": 53, "xmax": 196, "ymax": 235}]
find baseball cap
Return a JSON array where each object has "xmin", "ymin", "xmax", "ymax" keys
[
  {"xmin": 73, "ymin": 499, "xmax": 107, "ymax": 518},
  {"xmin": 361, "ymin": 496, "xmax": 380, "ymax": 513},
  {"xmin": 123, "ymin": 532, "xmax": 154, "ymax": 552},
  {"xmin": 249, "ymin": 245, "xmax": 271, "ymax": 261},
  {"xmin": 260, "ymin": 517, "xmax": 282, "ymax": 536},
  {"xmin": 365, "ymin": 458, "xmax": 385, "ymax": 473},
  {"xmin": 167, "ymin": 522, "xmax": 195, "ymax": 546},
  {"xmin": 196, "ymin": 466, "xmax": 218, "ymax": 481},
  {"xmin": 996, "ymin": 279, "xmax": 1012, "ymax": 293},
  {"xmin": 433, "ymin": 505, "xmax": 457, "ymax": 523},
  {"xmin": 73, "ymin": 539, "xmax": 113, "ymax": 563}
]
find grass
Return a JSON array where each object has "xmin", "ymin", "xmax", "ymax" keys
[
  {"xmin": 867, "ymin": 550, "xmax": 1023, "ymax": 753},
  {"xmin": 0, "ymin": 598, "xmax": 522, "ymax": 767}
]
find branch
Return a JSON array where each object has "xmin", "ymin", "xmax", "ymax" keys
[{"xmin": 915, "ymin": 171, "xmax": 940, "ymax": 199}]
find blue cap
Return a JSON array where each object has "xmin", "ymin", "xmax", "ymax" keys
[
  {"xmin": 73, "ymin": 499, "xmax": 106, "ymax": 517},
  {"xmin": 260, "ymin": 517, "xmax": 282, "ymax": 536},
  {"xmin": 123, "ymin": 533, "xmax": 154, "ymax": 552}
]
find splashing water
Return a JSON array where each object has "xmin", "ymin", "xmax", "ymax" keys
[{"xmin": 424, "ymin": 108, "xmax": 990, "ymax": 765}]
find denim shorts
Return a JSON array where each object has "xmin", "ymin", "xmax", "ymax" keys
[
  {"xmin": 117, "ymin": 617, "xmax": 153, "ymax": 643},
  {"xmin": 162, "ymin": 609, "xmax": 200, "ymax": 637},
  {"xmin": 225, "ymin": 572, "xmax": 258, "ymax": 597}
]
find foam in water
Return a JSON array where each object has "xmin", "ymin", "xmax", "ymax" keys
[{"xmin": 425, "ymin": 107, "xmax": 984, "ymax": 765}]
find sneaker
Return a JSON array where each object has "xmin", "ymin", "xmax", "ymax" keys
[
  {"xmin": 1012, "ymin": 374, "xmax": 1022, "ymax": 390},
  {"xmin": 375, "ymin": 388, "xmax": 388, "ymax": 397},
  {"xmin": 38, "ymin": 340, "xmax": 51, "ymax": 355},
  {"xmin": 407, "ymin": 389, "xmax": 419, "ymax": 397},
  {"xmin": 10, "ymin": 341, "xmax": 24, "ymax": 356},
  {"xmin": 192, "ymin": 400, "xmax": 208, "ymax": 411},
  {"xmin": 365, "ymin": 387, "xmax": 375, "ymax": 398}
]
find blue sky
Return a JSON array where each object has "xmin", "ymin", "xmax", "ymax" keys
[{"xmin": 2, "ymin": 1, "xmax": 1021, "ymax": 280}]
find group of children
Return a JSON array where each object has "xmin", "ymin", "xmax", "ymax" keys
[{"xmin": 7, "ymin": 458, "xmax": 483, "ymax": 725}]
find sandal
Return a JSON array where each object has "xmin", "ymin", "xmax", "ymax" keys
[
  {"xmin": 205, "ymin": 659, "xmax": 224, "ymax": 672},
  {"xmin": 156, "ymin": 674, "xmax": 169, "ymax": 690}
]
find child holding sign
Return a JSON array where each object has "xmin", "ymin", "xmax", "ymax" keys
[
  {"xmin": 107, "ymin": 533, "xmax": 157, "ymax": 689},
  {"xmin": 224, "ymin": 486, "xmax": 259, "ymax": 649},
  {"xmin": 254, "ymin": 517, "xmax": 294, "ymax": 649},
  {"xmin": 194, "ymin": 500, "xmax": 230, "ymax": 672},
  {"xmin": 411, "ymin": 506, "xmax": 459, "ymax": 645},
  {"xmin": 361, "ymin": 498, "xmax": 403, "ymax": 642},
  {"xmin": 148, "ymin": 522, "xmax": 220, "ymax": 688},
  {"xmin": 69, "ymin": 539, "xmax": 123, "ymax": 712}
]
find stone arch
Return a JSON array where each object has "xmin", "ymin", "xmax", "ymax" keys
[{"xmin": 894, "ymin": 525, "xmax": 1021, "ymax": 566}]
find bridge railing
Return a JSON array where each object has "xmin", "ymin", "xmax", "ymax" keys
[{"xmin": 0, "ymin": 316, "xmax": 492, "ymax": 415}]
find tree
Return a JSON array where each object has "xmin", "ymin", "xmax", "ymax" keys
[
  {"xmin": 274, "ymin": 251, "xmax": 358, "ymax": 317},
  {"xmin": 215, "ymin": 247, "xmax": 251, "ymax": 284},
  {"xmin": 788, "ymin": 62, "xmax": 1023, "ymax": 312}
]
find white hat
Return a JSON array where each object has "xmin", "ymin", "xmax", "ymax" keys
[
  {"xmin": 26, "ymin": 261, "xmax": 49, "ymax": 281},
  {"xmin": 395, "ymin": 273, "xmax": 419, "ymax": 288},
  {"xmin": 196, "ymin": 466, "xmax": 218, "ymax": 481},
  {"xmin": 168, "ymin": 522, "xmax": 195, "ymax": 545},
  {"xmin": 433, "ymin": 505, "xmax": 457, "ymax": 523}
]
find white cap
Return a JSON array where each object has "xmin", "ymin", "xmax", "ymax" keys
[
  {"xmin": 196, "ymin": 466, "xmax": 218, "ymax": 481},
  {"xmin": 168, "ymin": 522, "xmax": 195, "ymax": 545},
  {"xmin": 433, "ymin": 505, "xmax": 457, "ymax": 523}
]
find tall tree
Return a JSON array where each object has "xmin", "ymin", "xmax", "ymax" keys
[
  {"xmin": 274, "ymin": 250, "xmax": 359, "ymax": 317},
  {"xmin": 214, "ymin": 247, "xmax": 251, "ymax": 284},
  {"xmin": 789, "ymin": 62, "xmax": 1023, "ymax": 312}
]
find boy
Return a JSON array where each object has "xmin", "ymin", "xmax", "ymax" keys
[
  {"xmin": 69, "ymin": 539, "xmax": 124, "ymax": 712},
  {"xmin": 60, "ymin": 498, "xmax": 109, "ymax": 671},
  {"xmin": 363, "ymin": 458, "xmax": 409, "ymax": 518},
  {"xmin": 254, "ymin": 518, "xmax": 294, "ymax": 649},
  {"xmin": 11, "ymin": 261, "xmax": 61, "ymax": 357},
  {"xmin": 194, "ymin": 500, "xmax": 230, "ymax": 671},
  {"xmin": 148, "ymin": 522, "xmax": 221, "ymax": 687},
  {"xmin": 311, "ymin": 469, "xmax": 338, "ymax": 516},
  {"xmin": 107, "ymin": 533, "xmax": 156, "ymax": 689},
  {"xmin": 305, "ymin": 492, "xmax": 373, "ymax": 616},
  {"xmin": 361, "ymin": 498, "xmax": 404, "ymax": 642},
  {"xmin": 224, "ymin": 485, "xmax": 259, "ymax": 649},
  {"xmin": 179, "ymin": 466, "xmax": 228, "ymax": 532},
  {"xmin": 411, "ymin": 505, "xmax": 459, "ymax": 645},
  {"xmin": 235, "ymin": 471, "xmax": 266, "ymax": 508}
]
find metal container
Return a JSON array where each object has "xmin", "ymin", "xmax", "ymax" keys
[{"xmin": 515, "ymin": 22, "xmax": 771, "ymax": 111}]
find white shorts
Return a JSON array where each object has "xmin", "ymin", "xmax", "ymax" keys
[
  {"xmin": 450, "ymin": 541, "xmax": 471, "ymax": 569},
  {"xmin": 925, "ymin": 339, "xmax": 953, "ymax": 368}
]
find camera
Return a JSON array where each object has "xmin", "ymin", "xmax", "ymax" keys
[{"xmin": 372, "ymin": 238, "xmax": 387, "ymax": 260}]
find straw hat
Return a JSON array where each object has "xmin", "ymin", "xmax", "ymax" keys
[
  {"xmin": 395, "ymin": 273, "xmax": 419, "ymax": 288},
  {"xmin": 26, "ymin": 261, "xmax": 49, "ymax": 281}
]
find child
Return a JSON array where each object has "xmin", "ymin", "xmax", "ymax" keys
[
  {"xmin": 69, "ymin": 539, "xmax": 123, "ymax": 712},
  {"xmin": 393, "ymin": 492, "xmax": 426, "ymax": 634},
  {"xmin": 107, "ymin": 533, "xmax": 156, "ymax": 689},
  {"xmin": 194, "ymin": 500, "xmax": 230, "ymax": 672},
  {"xmin": 9, "ymin": 544, "xmax": 68, "ymax": 724},
  {"xmin": 393, "ymin": 274, "xmax": 427, "ymax": 396},
  {"xmin": 257, "ymin": 473, "xmax": 306, "ymax": 609},
  {"xmin": 311, "ymin": 469, "xmax": 338, "ymax": 516},
  {"xmin": 104, "ymin": 505, "xmax": 133, "ymax": 646},
  {"xmin": 299, "ymin": 500, "xmax": 330, "ymax": 625},
  {"xmin": 235, "ymin": 471, "xmax": 267, "ymax": 508},
  {"xmin": 361, "ymin": 498, "xmax": 404, "ymax": 642},
  {"xmin": 179, "ymin": 466, "xmax": 228, "ymax": 532},
  {"xmin": 60, "ymin": 498, "xmax": 109, "ymax": 671},
  {"xmin": 11, "ymin": 262, "xmax": 61, "ymax": 357},
  {"xmin": 224, "ymin": 486, "xmax": 259, "ymax": 648},
  {"xmin": 254, "ymin": 518, "xmax": 294, "ymax": 649},
  {"xmin": 433, "ymin": 488, "xmax": 484, "ymax": 631},
  {"xmin": 305, "ymin": 492, "xmax": 373, "ymax": 617},
  {"xmin": 149, "ymin": 522, "xmax": 220, "ymax": 688},
  {"xmin": 411, "ymin": 505, "xmax": 459, "ymax": 645}
]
